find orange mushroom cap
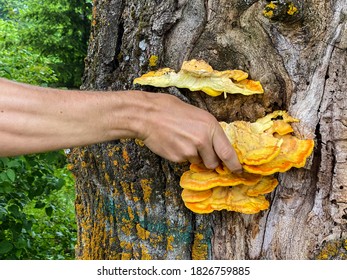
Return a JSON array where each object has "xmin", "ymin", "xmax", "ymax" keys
[
  {"xmin": 181, "ymin": 188, "xmax": 212, "ymax": 203},
  {"xmin": 177, "ymin": 107, "xmax": 313, "ymax": 214},
  {"xmin": 222, "ymin": 120, "xmax": 283, "ymax": 165},
  {"xmin": 133, "ymin": 59, "xmax": 264, "ymax": 96},
  {"xmin": 179, "ymin": 167, "xmax": 262, "ymax": 191},
  {"xmin": 182, "ymin": 176, "xmax": 278, "ymax": 214},
  {"xmin": 265, "ymin": 120, "xmax": 294, "ymax": 135},
  {"xmin": 243, "ymin": 134, "xmax": 315, "ymax": 175},
  {"xmin": 220, "ymin": 110, "xmax": 314, "ymax": 173}
]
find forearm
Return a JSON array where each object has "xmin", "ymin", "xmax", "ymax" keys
[
  {"xmin": 0, "ymin": 78, "xmax": 146, "ymax": 156},
  {"xmin": 0, "ymin": 78, "xmax": 242, "ymax": 171}
]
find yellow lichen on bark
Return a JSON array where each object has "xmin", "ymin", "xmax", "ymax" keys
[
  {"xmin": 75, "ymin": 187, "xmax": 113, "ymax": 259},
  {"xmin": 75, "ymin": 201, "xmax": 92, "ymax": 259},
  {"xmin": 122, "ymin": 148, "xmax": 130, "ymax": 163},
  {"xmin": 140, "ymin": 178, "xmax": 153, "ymax": 203},
  {"xmin": 287, "ymin": 3, "xmax": 298, "ymax": 15},
  {"xmin": 140, "ymin": 244, "xmax": 153, "ymax": 260},
  {"xmin": 149, "ymin": 55, "xmax": 158, "ymax": 67},
  {"xmin": 119, "ymin": 241, "xmax": 133, "ymax": 260},
  {"xmin": 121, "ymin": 217, "xmax": 134, "ymax": 237},
  {"xmin": 166, "ymin": 235, "xmax": 174, "ymax": 251},
  {"xmin": 127, "ymin": 206, "xmax": 135, "ymax": 220},
  {"xmin": 136, "ymin": 223, "xmax": 151, "ymax": 240},
  {"xmin": 120, "ymin": 181, "xmax": 133, "ymax": 201},
  {"xmin": 135, "ymin": 138, "xmax": 145, "ymax": 147},
  {"xmin": 192, "ymin": 233, "xmax": 208, "ymax": 260},
  {"xmin": 104, "ymin": 173, "xmax": 110, "ymax": 182},
  {"xmin": 315, "ymin": 240, "xmax": 347, "ymax": 260}
]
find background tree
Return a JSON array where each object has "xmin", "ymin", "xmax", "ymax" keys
[
  {"xmin": 0, "ymin": 0, "xmax": 92, "ymax": 87},
  {"xmin": 70, "ymin": 0, "xmax": 347, "ymax": 260},
  {"xmin": 18, "ymin": 0, "xmax": 92, "ymax": 87}
]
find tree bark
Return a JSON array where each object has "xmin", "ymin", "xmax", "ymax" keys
[{"xmin": 70, "ymin": 0, "xmax": 347, "ymax": 259}]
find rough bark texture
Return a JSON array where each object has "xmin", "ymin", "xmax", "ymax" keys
[{"xmin": 70, "ymin": 0, "xmax": 347, "ymax": 259}]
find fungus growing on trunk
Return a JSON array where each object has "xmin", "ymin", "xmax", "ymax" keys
[
  {"xmin": 179, "ymin": 111, "xmax": 314, "ymax": 214},
  {"xmin": 180, "ymin": 164, "xmax": 262, "ymax": 191},
  {"xmin": 221, "ymin": 111, "xmax": 314, "ymax": 175},
  {"xmin": 243, "ymin": 134, "xmax": 315, "ymax": 175},
  {"xmin": 133, "ymin": 59, "xmax": 264, "ymax": 96},
  {"xmin": 181, "ymin": 176, "xmax": 278, "ymax": 214},
  {"xmin": 221, "ymin": 120, "xmax": 283, "ymax": 166}
]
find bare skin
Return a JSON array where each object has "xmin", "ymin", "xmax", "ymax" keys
[{"xmin": 0, "ymin": 78, "xmax": 242, "ymax": 171}]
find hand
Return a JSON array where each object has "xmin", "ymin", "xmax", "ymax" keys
[{"xmin": 139, "ymin": 93, "xmax": 242, "ymax": 172}]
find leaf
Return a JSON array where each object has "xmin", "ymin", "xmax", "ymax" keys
[
  {"xmin": 7, "ymin": 159, "xmax": 22, "ymax": 169},
  {"xmin": 6, "ymin": 169, "xmax": 16, "ymax": 182},
  {"xmin": 0, "ymin": 181, "xmax": 13, "ymax": 193},
  {"xmin": 14, "ymin": 238, "xmax": 27, "ymax": 249},
  {"xmin": 23, "ymin": 219, "xmax": 33, "ymax": 232},
  {"xmin": 0, "ymin": 172, "xmax": 10, "ymax": 183},
  {"xmin": 55, "ymin": 231, "xmax": 64, "ymax": 237},
  {"xmin": 0, "ymin": 157, "xmax": 9, "ymax": 167},
  {"xmin": 0, "ymin": 206, "xmax": 7, "ymax": 220},
  {"xmin": 11, "ymin": 222, "xmax": 23, "ymax": 236},
  {"xmin": 0, "ymin": 240, "xmax": 13, "ymax": 255},
  {"xmin": 56, "ymin": 178, "xmax": 65, "ymax": 189}
]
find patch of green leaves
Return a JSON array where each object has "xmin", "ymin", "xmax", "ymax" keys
[
  {"xmin": 0, "ymin": 152, "xmax": 76, "ymax": 260},
  {"xmin": 0, "ymin": 0, "xmax": 91, "ymax": 87},
  {"xmin": 0, "ymin": 0, "xmax": 91, "ymax": 260}
]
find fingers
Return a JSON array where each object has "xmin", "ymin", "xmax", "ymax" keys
[
  {"xmin": 188, "ymin": 155, "xmax": 202, "ymax": 165},
  {"xmin": 212, "ymin": 125, "xmax": 242, "ymax": 172},
  {"xmin": 196, "ymin": 123, "xmax": 242, "ymax": 172},
  {"xmin": 198, "ymin": 143, "xmax": 220, "ymax": 169}
]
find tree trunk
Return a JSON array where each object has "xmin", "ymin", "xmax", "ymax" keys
[{"xmin": 70, "ymin": 0, "xmax": 347, "ymax": 260}]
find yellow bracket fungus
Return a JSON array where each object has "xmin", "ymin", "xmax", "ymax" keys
[
  {"xmin": 182, "ymin": 176, "xmax": 278, "ymax": 214},
  {"xmin": 180, "ymin": 111, "xmax": 314, "ymax": 214},
  {"xmin": 222, "ymin": 111, "xmax": 314, "ymax": 175},
  {"xmin": 180, "ymin": 163, "xmax": 262, "ymax": 191},
  {"xmin": 133, "ymin": 59, "xmax": 264, "ymax": 97},
  {"xmin": 244, "ymin": 134, "xmax": 315, "ymax": 175}
]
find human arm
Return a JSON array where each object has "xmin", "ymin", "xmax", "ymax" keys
[{"xmin": 0, "ymin": 78, "xmax": 242, "ymax": 171}]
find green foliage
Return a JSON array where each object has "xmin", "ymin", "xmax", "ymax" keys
[
  {"xmin": 0, "ymin": 153, "xmax": 76, "ymax": 259},
  {"xmin": 24, "ymin": 167, "xmax": 77, "ymax": 260},
  {"xmin": 0, "ymin": 0, "xmax": 92, "ymax": 259},
  {"xmin": 0, "ymin": 0, "xmax": 92, "ymax": 87},
  {"xmin": 19, "ymin": 0, "xmax": 92, "ymax": 87},
  {"xmin": 0, "ymin": 15, "xmax": 58, "ymax": 85}
]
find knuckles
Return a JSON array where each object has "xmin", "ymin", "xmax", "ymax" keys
[{"xmin": 216, "ymin": 145, "xmax": 235, "ymax": 162}]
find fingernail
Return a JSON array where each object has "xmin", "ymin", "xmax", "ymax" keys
[
  {"xmin": 226, "ymin": 159, "xmax": 243, "ymax": 173},
  {"xmin": 233, "ymin": 167, "xmax": 243, "ymax": 174}
]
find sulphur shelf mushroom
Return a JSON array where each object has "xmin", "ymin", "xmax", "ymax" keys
[
  {"xmin": 222, "ymin": 110, "xmax": 315, "ymax": 175},
  {"xmin": 133, "ymin": 59, "xmax": 264, "ymax": 96},
  {"xmin": 179, "ymin": 111, "xmax": 314, "ymax": 214},
  {"xmin": 181, "ymin": 176, "xmax": 278, "ymax": 214}
]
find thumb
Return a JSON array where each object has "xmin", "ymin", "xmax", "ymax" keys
[{"xmin": 213, "ymin": 125, "xmax": 242, "ymax": 172}]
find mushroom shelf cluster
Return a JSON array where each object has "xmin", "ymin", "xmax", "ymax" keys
[
  {"xmin": 133, "ymin": 59, "xmax": 264, "ymax": 97},
  {"xmin": 133, "ymin": 59, "xmax": 314, "ymax": 214},
  {"xmin": 180, "ymin": 111, "xmax": 314, "ymax": 214},
  {"xmin": 180, "ymin": 163, "xmax": 278, "ymax": 214}
]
